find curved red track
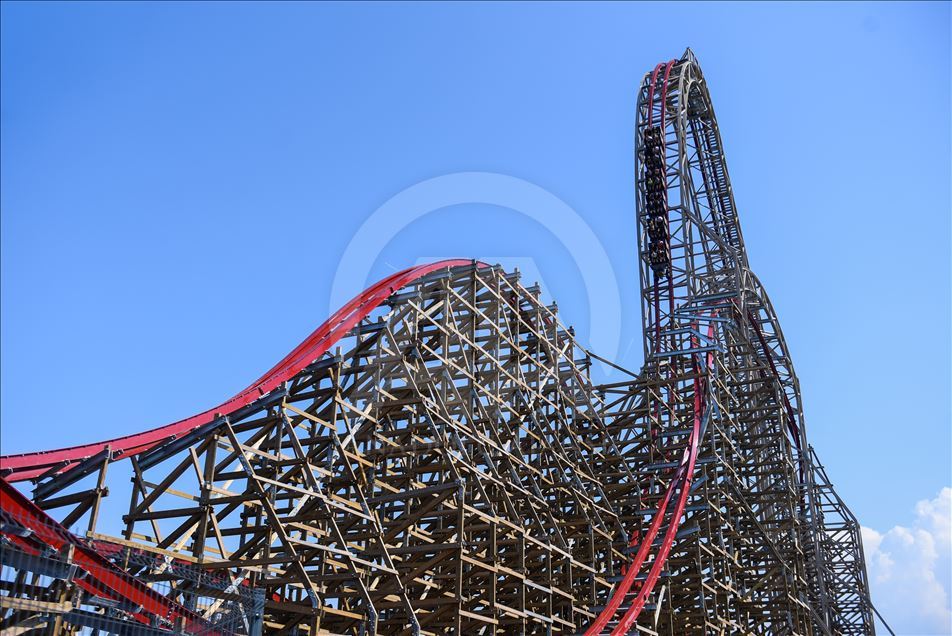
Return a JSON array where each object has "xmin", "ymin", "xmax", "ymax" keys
[
  {"xmin": 585, "ymin": 57, "xmax": 706, "ymax": 635},
  {"xmin": 0, "ymin": 477, "xmax": 221, "ymax": 634},
  {"xmin": 0, "ymin": 259, "xmax": 483, "ymax": 482}
]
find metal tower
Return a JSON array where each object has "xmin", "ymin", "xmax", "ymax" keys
[{"xmin": 584, "ymin": 50, "xmax": 881, "ymax": 636}]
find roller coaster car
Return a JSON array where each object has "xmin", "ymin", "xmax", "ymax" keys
[
  {"xmin": 649, "ymin": 239, "xmax": 669, "ymax": 256},
  {"xmin": 647, "ymin": 215, "xmax": 668, "ymax": 240},
  {"xmin": 646, "ymin": 157, "xmax": 664, "ymax": 174},
  {"xmin": 647, "ymin": 193, "xmax": 665, "ymax": 211},
  {"xmin": 649, "ymin": 263, "xmax": 670, "ymax": 278},
  {"xmin": 648, "ymin": 243, "xmax": 671, "ymax": 274}
]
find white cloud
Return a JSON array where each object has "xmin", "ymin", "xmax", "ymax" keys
[{"xmin": 862, "ymin": 487, "xmax": 952, "ymax": 635}]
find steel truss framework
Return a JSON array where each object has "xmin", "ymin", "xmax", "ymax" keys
[{"xmin": 0, "ymin": 50, "xmax": 884, "ymax": 635}]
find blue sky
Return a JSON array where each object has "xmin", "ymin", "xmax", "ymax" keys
[{"xmin": 2, "ymin": 2, "xmax": 949, "ymax": 633}]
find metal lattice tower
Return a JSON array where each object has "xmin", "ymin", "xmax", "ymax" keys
[{"xmin": 0, "ymin": 50, "xmax": 884, "ymax": 635}]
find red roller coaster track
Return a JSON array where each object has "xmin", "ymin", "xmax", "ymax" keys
[
  {"xmin": 0, "ymin": 260, "xmax": 484, "ymax": 483},
  {"xmin": 0, "ymin": 260, "xmax": 486, "ymax": 635},
  {"xmin": 584, "ymin": 58, "xmax": 689, "ymax": 634},
  {"xmin": 0, "ymin": 476, "xmax": 221, "ymax": 634}
]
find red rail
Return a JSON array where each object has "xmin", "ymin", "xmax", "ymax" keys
[
  {"xmin": 585, "ymin": 58, "xmax": 726, "ymax": 634},
  {"xmin": 585, "ymin": 320, "xmax": 715, "ymax": 635},
  {"xmin": 585, "ymin": 60, "xmax": 681, "ymax": 636},
  {"xmin": 0, "ymin": 475, "xmax": 220, "ymax": 634},
  {"xmin": 609, "ymin": 322, "xmax": 715, "ymax": 635},
  {"xmin": 0, "ymin": 260, "xmax": 483, "ymax": 482}
]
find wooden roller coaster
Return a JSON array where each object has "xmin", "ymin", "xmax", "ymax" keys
[{"xmin": 0, "ymin": 50, "xmax": 888, "ymax": 635}]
